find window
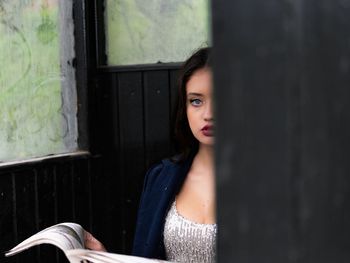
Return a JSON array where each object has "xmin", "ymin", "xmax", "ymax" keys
[
  {"xmin": 105, "ymin": 0, "xmax": 210, "ymax": 65},
  {"xmin": 0, "ymin": 0, "xmax": 78, "ymax": 162}
]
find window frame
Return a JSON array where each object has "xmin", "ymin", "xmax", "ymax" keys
[{"xmin": 93, "ymin": 0, "xmax": 205, "ymax": 72}]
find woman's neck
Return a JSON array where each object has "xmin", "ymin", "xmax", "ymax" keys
[{"xmin": 192, "ymin": 144, "xmax": 214, "ymax": 174}]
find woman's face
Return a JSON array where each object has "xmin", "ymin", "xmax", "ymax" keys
[{"xmin": 186, "ymin": 67, "xmax": 214, "ymax": 146}]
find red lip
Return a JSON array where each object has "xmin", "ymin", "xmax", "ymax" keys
[{"xmin": 201, "ymin": 125, "xmax": 214, "ymax": 137}]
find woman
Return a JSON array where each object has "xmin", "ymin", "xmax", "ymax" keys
[{"xmin": 86, "ymin": 47, "xmax": 216, "ymax": 262}]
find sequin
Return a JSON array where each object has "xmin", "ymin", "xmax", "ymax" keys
[{"xmin": 163, "ymin": 200, "xmax": 217, "ymax": 263}]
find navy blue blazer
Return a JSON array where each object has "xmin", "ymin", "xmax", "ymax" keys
[{"xmin": 132, "ymin": 155, "xmax": 194, "ymax": 259}]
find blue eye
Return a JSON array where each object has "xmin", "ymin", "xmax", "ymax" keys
[{"xmin": 190, "ymin": 99, "xmax": 202, "ymax": 107}]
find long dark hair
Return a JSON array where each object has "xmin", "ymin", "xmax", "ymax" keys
[{"xmin": 172, "ymin": 47, "xmax": 212, "ymax": 161}]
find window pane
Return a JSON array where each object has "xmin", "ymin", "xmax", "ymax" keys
[
  {"xmin": 105, "ymin": 0, "xmax": 210, "ymax": 65},
  {"xmin": 0, "ymin": 0, "xmax": 78, "ymax": 162}
]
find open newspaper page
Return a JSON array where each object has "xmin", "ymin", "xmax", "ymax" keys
[
  {"xmin": 66, "ymin": 249, "xmax": 170, "ymax": 263},
  {"xmin": 5, "ymin": 222, "xmax": 84, "ymax": 255},
  {"xmin": 5, "ymin": 223, "xmax": 84, "ymax": 263},
  {"xmin": 5, "ymin": 222, "xmax": 171, "ymax": 263}
]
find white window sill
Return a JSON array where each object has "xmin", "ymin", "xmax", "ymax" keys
[{"xmin": 0, "ymin": 151, "xmax": 90, "ymax": 169}]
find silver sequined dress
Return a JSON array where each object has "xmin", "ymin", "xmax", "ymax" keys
[{"xmin": 163, "ymin": 200, "xmax": 217, "ymax": 263}]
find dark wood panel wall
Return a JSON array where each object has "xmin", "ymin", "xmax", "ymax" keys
[
  {"xmin": 0, "ymin": 157, "xmax": 95, "ymax": 263},
  {"xmin": 93, "ymin": 69, "xmax": 179, "ymax": 253}
]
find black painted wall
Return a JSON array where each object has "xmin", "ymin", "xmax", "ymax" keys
[
  {"xmin": 0, "ymin": 157, "xmax": 96, "ymax": 263},
  {"xmin": 92, "ymin": 69, "xmax": 179, "ymax": 253}
]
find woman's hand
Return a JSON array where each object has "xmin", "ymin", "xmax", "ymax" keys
[{"xmin": 84, "ymin": 230, "xmax": 107, "ymax": 252}]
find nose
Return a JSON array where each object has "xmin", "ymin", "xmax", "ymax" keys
[{"xmin": 203, "ymin": 100, "xmax": 213, "ymax": 121}]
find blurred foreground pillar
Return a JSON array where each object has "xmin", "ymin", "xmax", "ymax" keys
[{"xmin": 212, "ymin": 0, "xmax": 350, "ymax": 262}]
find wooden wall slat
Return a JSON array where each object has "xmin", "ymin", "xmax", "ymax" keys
[
  {"xmin": 89, "ymin": 156, "xmax": 118, "ymax": 249},
  {"xmin": 169, "ymin": 69, "xmax": 180, "ymax": 154},
  {"xmin": 117, "ymin": 72, "xmax": 145, "ymax": 252},
  {"xmin": 14, "ymin": 171, "xmax": 40, "ymax": 262},
  {"xmin": 55, "ymin": 163, "xmax": 74, "ymax": 222},
  {"xmin": 169, "ymin": 69, "xmax": 179, "ymax": 116},
  {"xmin": 53, "ymin": 163, "xmax": 74, "ymax": 263},
  {"xmin": 73, "ymin": 159, "xmax": 92, "ymax": 229},
  {"xmin": 89, "ymin": 72, "xmax": 121, "ymax": 253},
  {"xmin": 37, "ymin": 167, "xmax": 56, "ymax": 229},
  {"xmin": 143, "ymin": 70, "xmax": 171, "ymax": 166},
  {"xmin": 0, "ymin": 174, "xmax": 17, "ymax": 263},
  {"xmin": 35, "ymin": 167, "xmax": 58, "ymax": 262}
]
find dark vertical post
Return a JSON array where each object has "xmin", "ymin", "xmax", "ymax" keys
[{"xmin": 212, "ymin": 0, "xmax": 350, "ymax": 262}]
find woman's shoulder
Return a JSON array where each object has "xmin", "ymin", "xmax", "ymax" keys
[
  {"xmin": 145, "ymin": 157, "xmax": 179, "ymax": 180},
  {"xmin": 143, "ymin": 155, "xmax": 188, "ymax": 189},
  {"xmin": 148, "ymin": 153, "xmax": 190, "ymax": 173}
]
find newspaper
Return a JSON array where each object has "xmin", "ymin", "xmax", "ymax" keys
[{"xmin": 5, "ymin": 222, "xmax": 169, "ymax": 263}]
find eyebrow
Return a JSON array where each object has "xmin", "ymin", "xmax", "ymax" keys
[{"xmin": 187, "ymin": 92, "xmax": 203, "ymax": 97}]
